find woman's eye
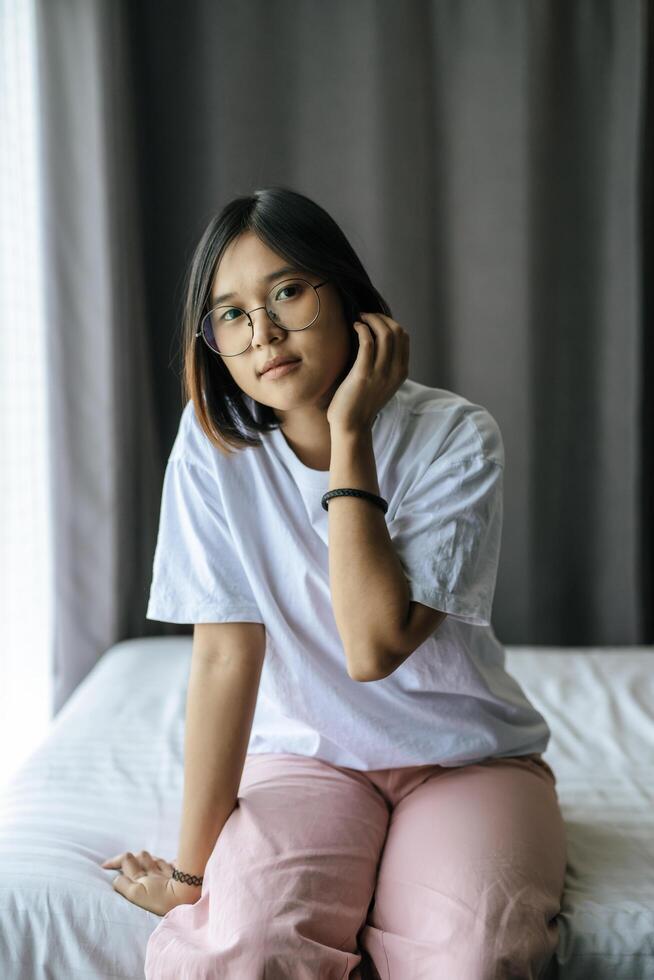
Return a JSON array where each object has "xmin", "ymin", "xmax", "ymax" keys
[
  {"xmin": 275, "ymin": 285, "xmax": 298, "ymax": 301},
  {"xmin": 220, "ymin": 308, "xmax": 242, "ymax": 321}
]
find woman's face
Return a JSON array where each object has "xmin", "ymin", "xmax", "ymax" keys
[{"xmin": 207, "ymin": 230, "xmax": 354, "ymax": 421}]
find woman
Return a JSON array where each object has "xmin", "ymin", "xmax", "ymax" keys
[{"xmin": 101, "ymin": 185, "xmax": 567, "ymax": 979}]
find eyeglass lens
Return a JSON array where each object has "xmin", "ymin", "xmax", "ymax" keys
[{"xmin": 201, "ymin": 278, "xmax": 320, "ymax": 356}]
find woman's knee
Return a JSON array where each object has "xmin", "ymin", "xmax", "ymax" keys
[
  {"xmin": 206, "ymin": 917, "xmax": 358, "ymax": 980},
  {"xmin": 477, "ymin": 894, "xmax": 561, "ymax": 980}
]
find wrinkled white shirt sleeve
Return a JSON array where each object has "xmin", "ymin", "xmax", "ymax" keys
[
  {"xmin": 387, "ymin": 450, "xmax": 504, "ymax": 627},
  {"xmin": 146, "ymin": 455, "xmax": 264, "ymax": 625}
]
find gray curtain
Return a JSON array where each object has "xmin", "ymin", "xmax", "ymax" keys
[{"xmin": 34, "ymin": 0, "xmax": 652, "ymax": 715}]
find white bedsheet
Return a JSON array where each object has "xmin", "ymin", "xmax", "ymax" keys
[{"xmin": 0, "ymin": 637, "xmax": 652, "ymax": 979}]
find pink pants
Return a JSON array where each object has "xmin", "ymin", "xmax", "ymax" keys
[{"xmin": 144, "ymin": 751, "xmax": 567, "ymax": 980}]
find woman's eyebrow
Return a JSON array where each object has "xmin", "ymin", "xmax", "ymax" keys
[{"xmin": 211, "ymin": 266, "xmax": 304, "ymax": 306}]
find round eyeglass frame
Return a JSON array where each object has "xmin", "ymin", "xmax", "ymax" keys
[{"xmin": 194, "ymin": 278, "xmax": 331, "ymax": 356}]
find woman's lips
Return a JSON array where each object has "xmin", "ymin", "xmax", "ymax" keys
[{"xmin": 261, "ymin": 360, "xmax": 302, "ymax": 380}]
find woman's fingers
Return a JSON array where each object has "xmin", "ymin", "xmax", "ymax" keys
[
  {"xmin": 135, "ymin": 850, "xmax": 160, "ymax": 874},
  {"xmin": 100, "ymin": 850, "xmax": 145, "ymax": 873},
  {"xmin": 100, "ymin": 852, "xmax": 126, "ymax": 868},
  {"xmin": 117, "ymin": 852, "xmax": 142, "ymax": 879},
  {"xmin": 100, "ymin": 849, "xmax": 172, "ymax": 874}
]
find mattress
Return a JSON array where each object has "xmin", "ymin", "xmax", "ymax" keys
[{"xmin": 0, "ymin": 637, "xmax": 652, "ymax": 979}]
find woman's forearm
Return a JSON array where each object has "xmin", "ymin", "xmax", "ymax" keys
[
  {"xmin": 328, "ymin": 428, "xmax": 411, "ymax": 679},
  {"xmin": 175, "ymin": 633, "xmax": 265, "ymax": 879}
]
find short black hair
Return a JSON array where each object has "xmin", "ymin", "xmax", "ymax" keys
[{"xmin": 181, "ymin": 184, "xmax": 393, "ymax": 455}]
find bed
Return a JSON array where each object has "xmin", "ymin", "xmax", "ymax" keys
[{"xmin": 0, "ymin": 636, "xmax": 652, "ymax": 979}]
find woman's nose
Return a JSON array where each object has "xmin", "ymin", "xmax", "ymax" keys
[{"xmin": 250, "ymin": 306, "xmax": 283, "ymax": 343}]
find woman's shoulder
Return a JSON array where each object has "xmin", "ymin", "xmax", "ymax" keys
[
  {"xmin": 169, "ymin": 399, "xmax": 241, "ymax": 473},
  {"xmin": 168, "ymin": 400, "xmax": 206, "ymax": 467},
  {"xmin": 395, "ymin": 379, "xmax": 504, "ymax": 468}
]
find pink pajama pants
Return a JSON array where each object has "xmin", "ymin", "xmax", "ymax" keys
[{"xmin": 144, "ymin": 751, "xmax": 567, "ymax": 980}]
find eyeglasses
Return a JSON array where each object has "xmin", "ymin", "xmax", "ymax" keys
[{"xmin": 195, "ymin": 278, "xmax": 330, "ymax": 356}]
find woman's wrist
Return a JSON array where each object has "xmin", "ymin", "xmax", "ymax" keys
[
  {"xmin": 173, "ymin": 878, "xmax": 202, "ymax": 892},
  {"xmin": 172, "ymin": 864, "xmax": 204, "ymax": 887},
  {"xmin": 170, "ymin": 872, "xmax": 203, "ymax": 899}
]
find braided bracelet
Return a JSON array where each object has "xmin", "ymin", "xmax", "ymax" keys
[
  {"xmin": 321, "ymin": 488, "xmax": 388, "ymax": 514},
  {"xmin": 172, "ymin": 866, "xmax": 204, "ymax": 887}
]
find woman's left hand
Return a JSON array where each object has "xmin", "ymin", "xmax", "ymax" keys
[
  {"xmin": 100, "ymin": 850, "xmax": 201, "ymax": 916},
  {"xmin": 326, "ymin": 312, "xmax": 410, "ymax": 434}
]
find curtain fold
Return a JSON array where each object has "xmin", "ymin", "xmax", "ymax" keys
[
  {"xmin": 34, "ymin": 0, "xmax": 651, "ymax": 713},
  {"xmin": 34, "ymin": 0, "xmax": 177, "ymax": 716}
]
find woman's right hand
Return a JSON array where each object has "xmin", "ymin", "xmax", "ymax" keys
[{"xmin": 99, "ymin": 850, "xmax": 202, "ymax": 916}]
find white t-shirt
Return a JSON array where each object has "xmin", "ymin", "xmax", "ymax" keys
[{"xmin": 146, "ymin": 378, "xmax": 550, "ymax": 770}]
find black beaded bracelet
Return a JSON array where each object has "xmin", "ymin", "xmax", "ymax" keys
[
  {"xmin": 321, "ymin": 488, "xmax": 388, "ymax": 514},
  {"xmin": 172, "ymin": 866, "xmax": 204, "ymax": 887}
]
